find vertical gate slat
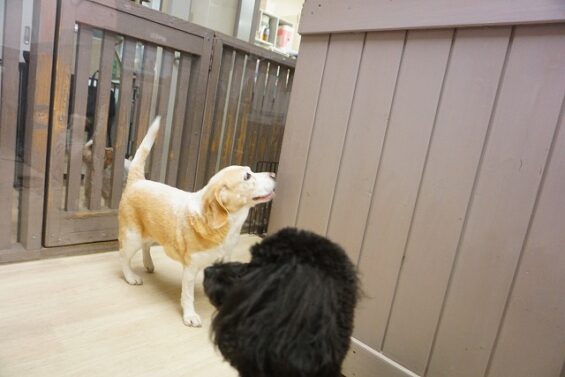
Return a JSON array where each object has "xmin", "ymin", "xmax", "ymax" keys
[
  {"xmin": 273, "ymin": 70, "xmax": 294, "ymax": 160},
  {"xmin": 219, "ymin": 52, "xmax": 245, "ymax": 168},
  {"xmin": 165, "ymin": 54, "xmax": 192, "ymax": 187},
  {"xmin": 110, "ymin": 38, "xmax": 136, "ymax": 209},
  {"xmin": 149, "ymin": 49, "xmax": 174, "ymax": 181},
  {"xmin": 269, "ymin": 67, "xmax": 291, "ymax": 162},
  {"xmin": 204, "ymin": 49, "xmax": 234, "ymax": 182},
  {"xmin": 194, "ymin": 37, "xmax": 223, "ymax": 189},
  {"xmin": 232, "ymin": 54, "xmax": 256, "ymax": 166},
  {"xmin": 19, "ymin": 0, "xmax": 57, "ymax": 250},
  {"xmin": 178, "ymin": 37, "xmax": 215, "ymax": 191},
  {"xmin": 242, "ymin": 59, "xmax": 268, "ymax": 168},
  {"xmin": 0, "ymin": 0, "xmax": 23, "ymax": 249},
  {"xmin": 133, "ymin": 44, "xmax": 157, "ymax": 149},
  {"xmin": 254, "ymin": 63, "xmax": 278, "ymax": 165},
  {"xmin": 65, "ymin": 25, "xmax": 93, "ymax": 211},
  {"xmin": 88, "ymin": 31, "xmax": 117, "ymax": 210},
  {"xmin": 44, "ymin": 2, "xmax": 76, "ymax": 246}
]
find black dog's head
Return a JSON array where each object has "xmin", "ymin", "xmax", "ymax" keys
[{"xmin": 203, "ymin": 227, "xmax": 359, "ymax": 377}]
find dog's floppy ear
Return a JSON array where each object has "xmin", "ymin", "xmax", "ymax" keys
[
  {"xmin": 204, "ymin": 186, "xmax": 229, "ymax": 229},
  {"xmin": 189, "ymin": 187, "xmax": 229, "ymax": 243}
]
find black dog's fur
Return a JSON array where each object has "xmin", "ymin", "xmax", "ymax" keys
[{"xmin": 203, "ymin": 227, "xmax": 359, "ymax": 377}]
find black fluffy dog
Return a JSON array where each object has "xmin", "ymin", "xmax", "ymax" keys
[{"xmin": 203, "ymin": 227, "xmax": 359, "ymax": 377}]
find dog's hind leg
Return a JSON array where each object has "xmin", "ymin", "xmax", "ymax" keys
[
  {"xmin": 142, "ymin": 243, "xmax": 154, "ymax": 273},
  {"xmin": 120, "ymin": 231, "xmax": 144, "ymax": 285},
  {"xmin": 181, "ymin": 264, "xmax": 201, "ymax": 327}
]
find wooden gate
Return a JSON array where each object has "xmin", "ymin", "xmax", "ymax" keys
[
  {"xmin": 32, "ymin": 0, "xmax": 296, "ymax": 247},
  {"xmin": 43, "ymin": 0, "xmax": 212, "ymax": 246}
]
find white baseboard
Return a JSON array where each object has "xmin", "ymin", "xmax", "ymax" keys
[{"xmin": 342, "ymin": 338, "xmax": 421, "ymax": 377}]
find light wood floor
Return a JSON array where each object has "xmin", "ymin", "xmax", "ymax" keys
[{"xmin": 0, "ymin": 235, "xmax": 262, "ymax": 377}]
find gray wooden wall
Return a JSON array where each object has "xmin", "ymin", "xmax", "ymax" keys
[{"xmin": 269, "ymin": 2, "xmax": 565, "ymax": 376}]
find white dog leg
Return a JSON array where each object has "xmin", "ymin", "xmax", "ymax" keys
[
  {"xmin": 181, "ymin": 264, "xmax": 201, "ymax": 327},
  {"xmin": 120, "ymin": 232, "xmax": 143, "ymax": 285},
  {"xmin": 142, "ymin": 243, "xmax": 154, "ymax": 273},
  {"xmin": 217, "ymin": 245, "xmax": 231, "ymax": 262}
]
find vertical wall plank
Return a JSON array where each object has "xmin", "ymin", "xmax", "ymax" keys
[
  {"xmin": 149, "ymin": 49, "xmax": 174, "ymax": 181},
  {"xmin": 88, "ymin": 31, "xmax": 116, "ymax": 210},
  {"xmin": 268, "ymin": 34, "xmax": 329, "ymax": 233},
  {"xmin": 65, "ymin": 25, "xmax": 93, "ymax": 211},
  {"xmin": 133, "ymin": 44, "xmax": 157, "ymax": 149},
  {"xmin": 0, "ymin": 0, "xmax": 23, "ymax": 248},
  {"xmin": 110, "ymin": 38, "xmax": 136, "ymax": 209},
  {"xmin": 486, "ymin": 102, "xmax": 565, "ymax": 377},
  {"xmin": 353, "ymin": 29, "xmax": 453, "ymax": 350},
  {"xmin": 326, "ymin": 31, "xmax": 405, "ymax": 264},
  {"xmin": 19, "ymin": 0, "xmax": 57, "ymax": 249},
  {"xmin": 382, "ymin": 27, "xmax": 511, "ymax": 374},
  {"xmin": 294, "ymin": 33, "xmax": 365, "ymax": 233},
  {"xmin": 427, "ymin": 24, "xmax": 565, "ymax": 377}
]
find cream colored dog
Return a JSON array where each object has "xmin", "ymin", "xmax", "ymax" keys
[{"xmin": 118, "ymin": 117, "xmax": 276, "ymax": 327}]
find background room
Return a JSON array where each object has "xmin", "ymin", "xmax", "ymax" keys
[{"xmin": 1, "ymin": 1, "xmax": 564, "ymax": 377}]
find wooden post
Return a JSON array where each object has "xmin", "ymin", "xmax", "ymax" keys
[
  {"xmin": 19, "ymin": 0, "xmax": 57, "ymax": 250},
  {"xmin": 176, "ymin": 33, "xmax": 215, "ymax": 191},
  {"xmin": 0, "ymin": 0, "xmax": 24, "ymax": 249},
  {"xmin": 194, "ymin": 37, "xmax": 224, "ymax": 189}
]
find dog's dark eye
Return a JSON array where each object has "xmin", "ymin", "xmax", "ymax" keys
[{"xmin": 244, "ymin": 172, "xmax": 251, "ymax": 181}]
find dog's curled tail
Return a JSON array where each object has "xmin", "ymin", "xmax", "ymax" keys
[{"xmin": 127, "ymin": 116, "xmax": 161, "ymax": 184}]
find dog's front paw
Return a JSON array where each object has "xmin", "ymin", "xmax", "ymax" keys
[
  {"xmin": 182, "ymin": 312, "xmax": 202, "ymax": 327},
  {"xmin": 124, "ymin": 272, "xmax": 143, "ymax": 285}
]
